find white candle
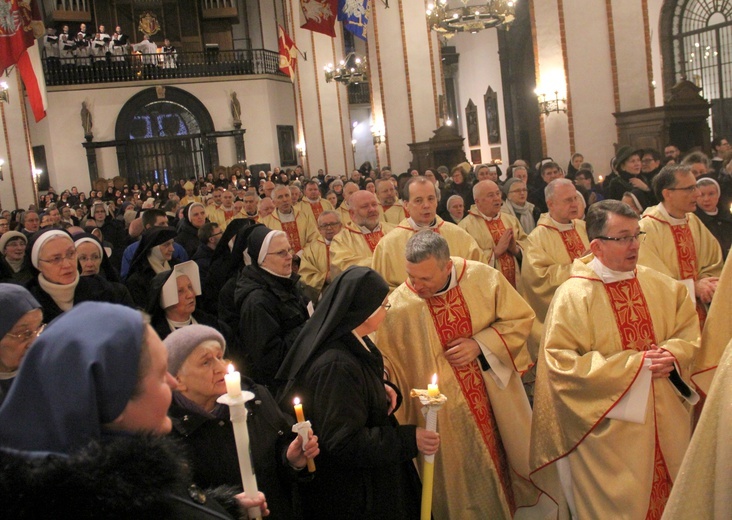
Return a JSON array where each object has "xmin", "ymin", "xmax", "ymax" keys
[
  {"xmin": 427, "ymin": 373, "xmax": 439, "ymax": 398},
  {"xmin": 225, "ymin": 364, "xmax": 242, "ymax": 397}
]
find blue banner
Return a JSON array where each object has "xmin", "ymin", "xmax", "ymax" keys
[{"xmin": 338, "ymin": 0, "xmax": 370, "ymax": 40}]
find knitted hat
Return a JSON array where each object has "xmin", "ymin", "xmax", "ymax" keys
[
  {"xmin": 163, "ymin": 325, "xmax": 226, "ymax": 376},
  {"xmin": 614, "ymin": 146, "xmax": 641, "ymax": 170},
  {"xmin": 502, "ymin": 177, "xmax": 523, "ymax": 196},
  {"xmin": 0, "ymin": 284, "xmax": 41, "ymax": 339},
  {"xmin": 0, "ymin": 231, "xmax": 27, "ymax": 253}
]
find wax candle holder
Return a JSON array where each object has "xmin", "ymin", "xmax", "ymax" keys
[
  {"xmin": 218, "ymin": 390, "xmax": 261, "ymax": 520},
  {"xmin": 291, "ymin": 420, "xmax": 316, "ymax": 472},
  {"xmin": 410, "ymin": 388, "xmax": 447, "ymax": 520}
]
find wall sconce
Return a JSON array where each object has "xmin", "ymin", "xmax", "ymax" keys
[
  {"xmin": 0, "ymin": 158, "xmax": 4, "ymax": 181},
  {"xmin": 296, "ymin": 143, "xmax": 306, "ymax": 157},
  {"xmin": 536, "ymin": 90, "xmax": 567, "ymax": 116},
  {"xmin": 0, "ymin": 82, "xmax": 8, "ymax": 104},
  {"xmin": 33, "ymin": 168, "xmax": 42, "ymax": 185},
  {"xmin": 351, "ymin": 139, "xmax": 357, "ymax": 152},
  {"xmin": 372, "ymin": 132, "xmax": 385, "ymax": 146}
]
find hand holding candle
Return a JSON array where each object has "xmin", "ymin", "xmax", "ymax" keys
[{"xmin": 292, "ymin": 397, "xmax": 316, "ymax": 473}]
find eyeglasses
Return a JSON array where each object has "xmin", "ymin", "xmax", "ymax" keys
[
  {"xmin": 596, "ymin": 232, "xmax": 646, "ymax": 244},
  {"xmin": 381, "ymin": 303, "xmax": 392, "ymax": 310},
  {"xmin": 78, "ymin": 254, "xmax": 101, "ymax": 262},
  {"xmin": 508, "ymin": 188, "xmax": 528, "ymax": 194},
  {"xmin": 4, "ymin": 323, "xmax": 45, "ymax": 341},
  {"xmin": 666, "ymin": 185, "xmax": 699, "ymax": 193},
  {"xmin": 267, "ymin": 248, "xmax": 295, "ymax": 258},
  {"xmin": 319, "ymin": 222, "xmax": 341, "ymax": 229},
  {"xmin": 38, "ymin": 250, "xmax": 77, "ymax": 265}
]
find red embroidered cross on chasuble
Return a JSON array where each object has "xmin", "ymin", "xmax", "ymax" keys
[
  {"xmin": 558, "ymin": 228, "xmax": 586, "ymax": 260},
  {"xmin": 281, "ymin": 221, "xmax": 303, "ymax": 253},
  {"xmin": 308, "ymin": 201, "xmax": 324, "ymax": 220},
  {"xmin": 669, "ymin": 223, "xmax": 707, "ymax": 328},
  {"xmin": 424, "ymin": 285, "xmax": 517, "ymax": 515},
  {"xmin": 363, "ymin": 230, "xmax": 384, "ymax": 252},
  {"xmin": 602, "ymin": 277, "xmax": 673, "ymax": 519},
  {"xmin": 483, "ymin": 218, "xmax": 517, "ymax": 288}
]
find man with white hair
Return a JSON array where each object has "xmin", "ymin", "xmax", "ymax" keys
[
  {"xmin": 299, "ymin": 210, "xmax": 342, "ymax": 301},
  {"xmin": 260, "ymin": 185, "xmax": 318, "ymax": 253},
  {"xmin": 258, "ymin": 197, "xmax": 275, "ymax": 219},
  {"xmin": 376, "ymin": 178, "xmax": 407, "ymax": 224},
  {"xmin": 336, "ymin": 181, "xmax": 360, "ymax": 228},
  {"xmin": 459, "ymin": 180, "xmax": 526, "ymax": 289},
  {"xmin": 372, "ymin": 177, "xmax": 483, "ymax": 290},
  {"xmin": 331, "ymin": 190, "xmax": 395, "ymax": 272},
  {"xmin": 521, "ymin": 178, "xmax": 590, "ymax": 358}
]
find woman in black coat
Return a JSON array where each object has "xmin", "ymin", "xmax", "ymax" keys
[
  {"xmin": 126, "ymin": 226, "xmax": 179, "ymax": 308},
  {"xmin": 0, "ymin": 302, "xmax": 262, "ymax": 519},
  {"xmin": 233, "ymin": 226, "xmax": 309, "ymax": 391},
  {"xmin": 276, "ymin": 267, "xmax": 440, "ymax": 520}
]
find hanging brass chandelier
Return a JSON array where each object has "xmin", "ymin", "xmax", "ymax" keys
[{"xmin": 426, "ymin": 0, "xmax": 516, "ymax": 37}]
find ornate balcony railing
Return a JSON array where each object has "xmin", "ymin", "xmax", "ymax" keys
[{"xmin": 42, "ymin": 48, "xmax": 285, "ymax": 86}]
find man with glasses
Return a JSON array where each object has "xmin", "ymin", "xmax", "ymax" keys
[
  {"xmin": 331, "ymin": 190, "xmax": 395, "ymax": 273},
  {"xmin": 531, "ymin": 200, "xmax": 700, "ymax": 519},
  {"xmin": 639, "ymin": 164, "xmax": 723, "ymax": 330},
  {"xmin": 299, "ymin": 211, "xmax": 342, "ymax": 302},
  {"xmin": 459, "ymin": 180, "xmax": 526, "ymax": 290}
]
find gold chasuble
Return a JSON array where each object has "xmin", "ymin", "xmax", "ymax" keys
[
  {"xmin": 376, "ymin": 259, "xmax": 543, "ymax": 519},
  {"xmin": 298, "ymin": 197, "xmax": 333, "ymax": 222},
  {"xmin": 639, "ymin": 204, "xmax": 722, "ymax": 330},
  {"xmin": 520, "ymin": 215, "xmax": 590, "ymax": 360},
  {"xmin": 692, "ymin": 256, "xmax": 732, "ymax": 396},
  {"xmin": 330, "ymin": 222, "xmax": 395, "ymax": 273},
  {"xmin": 662, "ymin": 338, "xmax": 732, "ymax": 520},
  {"xmin": 371, "ymin": 217, "xmax": 484, "ymax": 290},
  {"xmin": 260, "ymin": 209, "xmax": 318, "ymax": 254},
  {"xmin": 530, "ymin": 258, "xmax": 700, "ymax": 520},
  {"xmin": 298, "ymin": 238, "xmax": 330, "ymax": 295},
  {"xmin": 458, "ymin": 210, "xmax": 527, "ymax": 289},
  {"xmin": 380, "ymin": 203, "xmax": 407, "ymax": 225}
]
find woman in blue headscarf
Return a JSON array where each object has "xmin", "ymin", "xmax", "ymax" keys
[{"xmin": 0, "ymin": 302, "xmax": 268, "ymax": 518}]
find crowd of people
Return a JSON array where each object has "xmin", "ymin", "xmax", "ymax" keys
[{"xmin": 0, "ymin": 137, "xmax": 730, "ymax": 518}]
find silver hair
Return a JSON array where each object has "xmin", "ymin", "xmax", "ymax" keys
[
  {"xmin": 317, "ymin": 210, "xmax": 341, "ymax": 224},
  {"xmin": 271, "ymin": 184, "xmax": 290, "ymax": 198},
  {"xmin": 405, "ymin": 230, "xmax": 450, "ymax": 265},
  {"xmin": 544, "ymin": 178, "xmax": 574, "ymax": 202},
  {"xmin": 446, "ymin": 194, "xmax": 464, "ymax": 208}
]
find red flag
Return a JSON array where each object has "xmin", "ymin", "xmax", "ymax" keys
[
  {"xmin": 0, "ymin": 1, "xmax": 46, "ymax": 121},
  {"xmin": 300, "ymin": 0, "xmax": 338, "ymax": 37},
  {"xmin": 278, "ymin": 25, "xmax": 299, "ymax": 82}
]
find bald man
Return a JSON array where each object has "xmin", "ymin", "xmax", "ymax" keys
[{"xmin": 336, "ymin": 181, "xmax": 359, "ymax": 228}]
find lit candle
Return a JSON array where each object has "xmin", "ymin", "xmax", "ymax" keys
[
  {"xmin": 598, "ymin": 175, "xmax": 604, "ymax": 182},
  {"xmin": 293, "ymin": 396, "xmax": 306, "ymax": 422},
  {"xmin": 427, "ymin": 373, "xmax": 439, "ymax": 397},
  {"xmin": 292, "ymin": 397, "xmax": 316, "ymax": 473},
  {"xmin": 225, "ymin": 364, "xmax": 242, "ymax": 398}
]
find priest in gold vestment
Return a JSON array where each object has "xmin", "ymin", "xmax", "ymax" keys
[
  {"xmin": 260, "ymin": 185, "xmax": 318, "ymax": 253},
  {"xmin": 372, "ymin": 177, "xmax": 483, "ymax": 290},
  {"xmin": 376, "ymin": 231, "xmax": 549, "ymax": 520},
  {"xmin": 531, "ymin": 201, "xmax": 700, "ymax": 520},
  {"xmin": 298, "ymin": 211, "xmax": 341, "ymax": 302},
  {"xmin": 330, "ymin": 191, "xmax": 395, "ymax": 273},
  {"xmin": 521, "ymin": 179, "xmax": 590, "ymax": 359},
  {"xmin": 376, "ymin": 178, "xmax": 408, "ymax": 224},
  {"xmin": 297, "ymin": 179, "xmax": 334, "ymax": 223},
  {"xmin": 638, "ymin": 165, "xmax": 722, "ymax": 332},
  {"xmin": 459, "ymin": 180, "xmax": 526, "ymax": 289}
]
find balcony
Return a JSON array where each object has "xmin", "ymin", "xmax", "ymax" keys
[{"xmin": 42, "ymin": 48, "xmax": 285, "ymax": 87}]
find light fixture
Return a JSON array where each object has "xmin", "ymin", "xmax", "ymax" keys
[
  {"xmin": 445, "ymin": 118, "xmax": 453, "ymax": 126},
  {"xmin": 0, "ymin": 158, "xmax": 4, "ymax": 181},
  {"xmin": 296, "ymin": 143, "xmax": 306, "ymax": 157},
  {"xmin": 426, "ymin": 0, "xmax": 515, "ymax": 38},
  {"xmin": 351, "ymin": 138, "xmax": 357, "ymax": 152},
  {"xmin": 536, "ymin": 90, "xmax": 567, "ymax": 116},
  {"xmin": 33, "ymin": 168, "xmax": 42, "ymax": 180},
  {"xmin": 324, "ymin": 53, "xmax": 368, "ymax": 85},
  {"xmin": 0, "ymin": 82, "xmax": 8, "ymax": 104},
  {"xmin": 372, "ymin": 132, "xmax": 385, "ymax": 146}
]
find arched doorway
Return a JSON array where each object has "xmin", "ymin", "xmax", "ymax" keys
[
  {"xmin": 114, "ymin": 86, "xmax": 219, "ymax": 185},
  {"xmin": 661, "ymin": 0, "xmax": 732, "ymax": 138}
]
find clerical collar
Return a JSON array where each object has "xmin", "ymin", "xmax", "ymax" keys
[
  {"xmin": 703, "ymin": 209, "xmax": 719, "ymax": 216},
  {"xmin": 307, "ymin": 197, "xmax": 320, "ymax": 203},
  {"xmin": 588, "ymin": 257, "xmax": 635, "ymax": 283},
  {"xmin": 324, "ymin": 238, "xmax": 332, "ymax": 246},
  {"xmin": 433, "ymin": 264, "xmax": 458, "ymax": 296},
  {"xmin": 278, "ymin": 209, "xmax": 296, "ymax": 223},
  {"xmin": 658, "ymin": 203, "xmax": 687, "ymax": 225},
  {"xmin": 358, "ymin": 223, "xmax": 381, "ymax": 234},
  {"xmin": 475, "ymin": 209, "xmax": 501, "ymax": 221},
  {"xmin": 547, "ymin": 215, "xmax": 575, "ymax": 232},
  {"xmin": 407, "ymin": 217, "xmax": 438, "ymax": 230}
]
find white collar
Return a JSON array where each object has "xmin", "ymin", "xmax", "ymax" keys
[
  {"xmin": 658, "ymin": 203, "xmax": 688, "ymax": 225},
  {"xmin": 588, "ymin": 257, "xmax": 635, "ymax": 283},
  {"xmin": 547, "ymin": 215, "xmax": 575, "ymax": 232},
  {"xmin": 433, "ymin": 264, "xmax": 458, "ymax": 296},
  {"xmin": 358, "ymin": 223, "xmax": 381, "ymax": 234},
  {"xmin": 407, "ymin": 217, "xmax": 438, "ymax": 231},
  {"xmin": 475, "ymin": 209, "xmax": 501, "ymax": 221},
  {"xmin": 277, "ymin": 209, "xmax": 296, "ymax": 222}
]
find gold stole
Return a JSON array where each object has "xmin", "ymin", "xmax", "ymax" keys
[
  {"xmin": 558, "ymin": 228, "xmax": 586, "ymax": 260},
  {"xmin": 425, "ymin": 285, "xmax": 517, "ymax": 515},
  {"xmin": 309, "ymin": 201, "xmax": 324, "ymax": 220},
  {"xmin": 602, "ymin": 278, "xmax": 672, "ymax": 519},
  {"xmin": 363, "ymin": 229, "xmax": 384, "ymax": 252},
  {"xmin": 484, "ymin": 218, "xmax": 516, "ymax": 288},
  {"xmin": 281, "ymin": 220, "xmax": 302, "ymax": 253},
  {"xmin": 669, "ymin": 223, "xmax": 706, "ymax": 328}
]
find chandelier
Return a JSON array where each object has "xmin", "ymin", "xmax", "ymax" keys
[
  {"xmin": 324, "ymin": 53, "xmax": 368, "ymax": 85},
  {"xmin": 426, "ymin": 0, "xmax": 516, "ymax": 37}
]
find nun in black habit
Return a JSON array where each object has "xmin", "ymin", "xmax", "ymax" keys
[
  {"xmin": 0, "ymin": 302, "xmax": 263, "ymax": 519},
  {"xmin": 125, "ymin": 226, "xmax": 179, "ymax": 308},
  {"xmin": 276, "ymin": 266, "xmax": 439, "ymax": 520}
]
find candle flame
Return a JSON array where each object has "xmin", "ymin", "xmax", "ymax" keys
[
  {"xmin": 432, "ymin": 373, "xmax": 437, "ymax": 385},
  {"xmin": 293, "ymin": 397, "xmax": 301, "ymax": 406},
  {"xmin": 227, "ymin": 364, "xmax": 235, "ymax": 374}
]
